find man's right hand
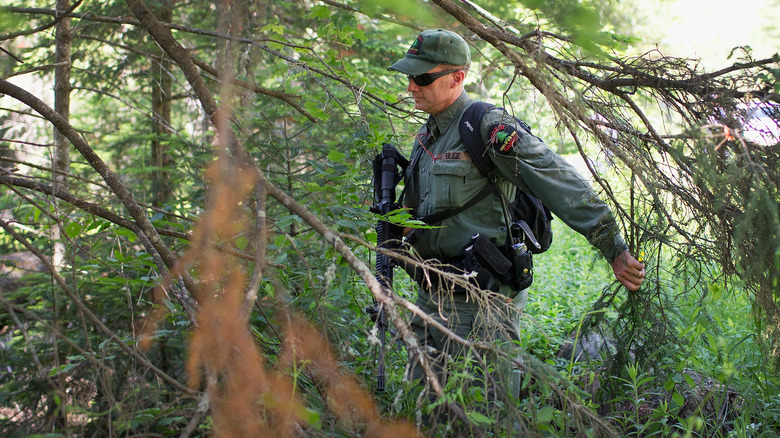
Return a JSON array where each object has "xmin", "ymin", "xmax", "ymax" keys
[{"xmin": 611, "ymin": 249, "xmax": 645, "ymax": 291}]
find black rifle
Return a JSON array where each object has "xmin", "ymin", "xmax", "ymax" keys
[{"xmin": 368, "ymin": 143, "xmax": 408, "ymax": 392}]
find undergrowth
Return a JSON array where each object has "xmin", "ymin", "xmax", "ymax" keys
[
  {"xmin": 516, "ymin": 218, "xmax": 780, "ymax": 438},
  {"xmin": 3, "ymin": 183, "xmax": 779, "ymax": 437}
]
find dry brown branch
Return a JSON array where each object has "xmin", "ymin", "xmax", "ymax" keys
[{"xmin": 121, "ymin": 0, "xmax": 448, "ymax": 432}]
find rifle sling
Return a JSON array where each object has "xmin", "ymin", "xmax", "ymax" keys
[{"xmin": 418, "ymin": 182, "xmax": 499, "ymax": 224}]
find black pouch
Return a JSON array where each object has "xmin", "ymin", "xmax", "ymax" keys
[
  {"xmin": 507, "ymin": 243, "xmax": 533, "ymax": 291},
  {"xmin": 465, "ymin": 233, "xmax": 513, "ymax": 286},
  {"xmin": 460, "ymin": 245, "xmax": 499, "ymax": 292},
  {"xmin": 465, "ymin": 235, "xmax": 535, "ymax": 293}
]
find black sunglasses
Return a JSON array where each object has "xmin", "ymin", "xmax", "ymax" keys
[{"xmin": 407, "ymin": 68, "xmax": 462, "ymax": 87}]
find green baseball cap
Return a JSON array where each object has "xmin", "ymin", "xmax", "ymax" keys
[{"xmin": 388, "ymin": 29, "xmax": 470, "ymax": 76}]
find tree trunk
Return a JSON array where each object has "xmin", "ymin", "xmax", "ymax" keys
[
  {"xmin": 151, "ymin": 1, "xmax": 174, "ymax": 207},
  {"xmin": 50, "ymin": 0, "xmax": 72, "ymax": 432},
  {"xmin": 52, "ymin": 0, "xmax": 72, "ymax": 268}
]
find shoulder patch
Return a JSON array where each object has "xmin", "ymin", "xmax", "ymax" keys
[{"xmin": 488, "ymin": 123, "xmax": 521, "ymax": 154}]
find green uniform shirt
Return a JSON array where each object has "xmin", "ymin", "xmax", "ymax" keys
[{"xmin": 404, "ymin": 91, "xmax": 628, "ymax": 263}]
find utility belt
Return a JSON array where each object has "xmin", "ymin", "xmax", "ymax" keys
[{"xmin": 403, "ymin": 229, "xmax": 533, "ymax": 295}]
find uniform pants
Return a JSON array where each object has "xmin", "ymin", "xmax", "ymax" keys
[{"xmin": 408, "ymin": 286, "xmax": 527, "ymax": 426}]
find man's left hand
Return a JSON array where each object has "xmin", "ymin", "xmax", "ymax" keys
[{"xmin": 611, "ymin": 249, "xmax": 645, "ymax": 291}]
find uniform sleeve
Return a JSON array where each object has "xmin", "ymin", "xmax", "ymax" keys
[{"xmin": 479, "ymin": 109, "xmax": 628, "ymax": 262}]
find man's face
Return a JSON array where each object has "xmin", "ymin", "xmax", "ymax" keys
[{"xmin": 406, "ymin": 66, "xmax": 462, "ymax": 116}]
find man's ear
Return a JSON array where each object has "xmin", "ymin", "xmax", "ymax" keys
[{"xmin": 452, "ymin": 70, "xmax": 466, "ymax": 87}]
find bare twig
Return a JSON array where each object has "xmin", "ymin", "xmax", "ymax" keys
[
  {"xmin": 0, "ymin": 218, "xmax": 198, "ymax": 396},
  {"xmin": 0, "ymin": 78, "xmax": 201, "ymax": 321}
]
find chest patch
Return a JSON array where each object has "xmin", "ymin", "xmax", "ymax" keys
[{"xmin": 488, "ymin": 123, "xmax": 520, "ymax": 154}]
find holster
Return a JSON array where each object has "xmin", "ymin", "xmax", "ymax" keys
[{"xmin": 465, "ymin": 234, "xmax": 512, "ymax": 285}]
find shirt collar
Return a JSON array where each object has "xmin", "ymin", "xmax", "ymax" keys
[{"xmin": 429, "ymin": 91, "xmax": 472, "ymax": 136}]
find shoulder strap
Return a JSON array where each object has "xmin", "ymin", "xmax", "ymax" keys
[
  {"xmin": 459, "ymin": 102, "xmax": 497, "ymax": 183},
  {"xmin": 418, "ymin": 182, "xmax": 498, "ymax": 224},
  {"xmin": 459, "ymin": 102, "xmax": 517, "ymax": 242}
]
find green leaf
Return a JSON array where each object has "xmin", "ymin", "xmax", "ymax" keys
[
  {"xmin": 158, "ymin": 416, "xmax": 184, "ymax": 426},
  {"xmin": 536, "ymin": 406, "xmax": 555, "ymax": 423},
  {"xmin": 98, "ymin": 338, "xmax": 113, "ymax": 350},
  {"xmin": 469, "ymin": 386, "xmax": 485, "ymax": 402},
  {"xmin": 273, "ymin": 234, "xmax": 287, "ymax": 248},
  {"xmin": 664, "ymin": 376, "xmax": 676, "ymax": 391},
  {"xmin": 382, "ymin": 207, "xmax": 437, "ymax": 229},
  {"xmin": 261, "ymin": 23, "xmax": 284, "ymax": 36},
  {"xmin": 163, "ymin": 299, "xmax": 176, "ymax": 312},
  {"xmin": 466, "ymin": 410, "xmax": 495, "ymax": 426},
  {"xmin": 277, "ymin": 215, "xmax": 300, "ymax": 228},
  {"xmin": 706, "ymin": 333, "xmax": 719, "ymax": 352},
  {"xmin": 49, "ymin": 362, "xmax": 78, "ymax": 376},
  {"xmin": 64, "ymin": 221, "xmax": 82, "ymax": 238},
  {"xmin": 308, "ymin": 5, "xmax": 331, "ymax": 19},
  {"xmin": 672, "ymin": 391, "xmax": 685, "ymax": 407},
  {"xmin": 327, "ymin": 149, "xmax": 346, "ymax": 163},
  {"xmin": 114, "ymin": 227, "xmax": 137, "ymax": 243},
  {"xmin": 304, "ymin": 101, "xmax": 329, "ymax": 121},
  {"xmin": 264, "ymin": 282, "xmax": 275, "ymax": 299},
  {"xmin": 299, "ymin": 406, "xmax": 321, "ymax": 428},
  {"xmin": 235, "ymin": 235, "xmax": 249, "ymax": 250}
]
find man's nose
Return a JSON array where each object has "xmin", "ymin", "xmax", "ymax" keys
[{"xmin": 407, "ymin": 79, "xmax": 419, "ymax": 92}]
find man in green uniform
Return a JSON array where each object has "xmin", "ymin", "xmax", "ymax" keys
[{"xmin": 388, "ymin": 29, "xmax": 645, "ymax": 428}]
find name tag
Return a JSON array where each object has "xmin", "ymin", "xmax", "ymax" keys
[{"xmin": 433, "ymin": 151, "xmax": 471, "ymax": 161}]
